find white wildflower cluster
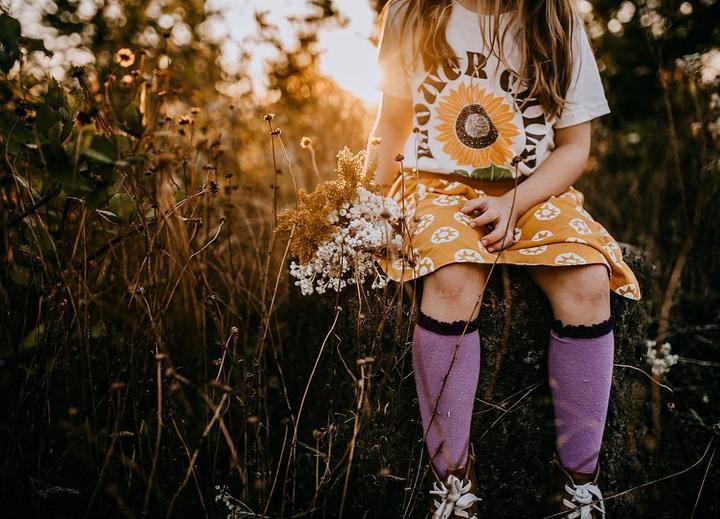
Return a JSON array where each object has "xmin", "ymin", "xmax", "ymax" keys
[
  {"xmin": 646, "ymin": 340, "xmax": 679, "ymax": 377},
  {"xmin": 214, "ymin": 485, "xmax": 251, "ymax": 518},
  {"xmin": 290, "ymin": 187, "xmax": 403, "ymax": 295}
]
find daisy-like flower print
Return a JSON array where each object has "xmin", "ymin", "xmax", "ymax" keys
[
  {"xmin": 454, "ymin": 248, "xmax": 486, "ymax": 262},
  {"xmin": 518, "ymin": 245, "xmax": 548, "ymax": 255},
  {"xmin": 569, "ymin": 218, "xmax": 592, "ymax": 235},
  {"xmin": 513, "ymin": 228, "xmax": 522, "ymax": 243},
  {"xmin": 399, "ymin": 195, "xmax": 416, "ymax": 218},
  {"xmin": 565, "ymin": 236, "xmax": 587, "ymax": 244},
  {"xmin": 576, "ymin": 205, "xmax": 594, "ymax": 221},
  {"xmin": 417, "ymin": 183, "xmax": 428, "ymax": 200},
  {"xmin": 453, "ymin": 211, "xmax": 473, "ymax": 226},
  {"xmin": 534, "ymin": 202, "xmax": 561, "ymax": 221},
  {"xmin": 431, "ymin": 226, "xmax": 460, "ymax": 244},
  {"xmin": 432, "ymin": 194, "xmax": 460, "ymax": 207},
  {"xmin": 554, "ymin": 252, "xmax": 588, "ymax": 265},
  {"xmin": 531, "ymin": 230, "xmax": 554, "ymax": 241},
  {"xmin": 558, "ymin": 191, "xmax": 581, "ymax": 204},
  {"xmin": 413, "ymin": 214, "xmax": 435, "ymax": 235},
  {"xmin": 616, "ymin": 284, "xmax": 640, "ymax": 300},
  {"xmin": 392, "ymin": 258, "xmax": 412, "ymax": 272},
  {"xmin": 603, "ymin": 243, "xmax": 624, "ymax": 266},
  {"xmin": 414, "ymin": 257, "xmax": 435, "ymax": 276},
  {"xmin": 443, "ymin": 181, "xmax": 463, "ymax": 191}
]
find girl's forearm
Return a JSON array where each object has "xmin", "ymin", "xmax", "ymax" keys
[
  {"xmin": 510, "ymin": 141, "xmax": 590, "ymax": 215},
  {"xmin": 364, "ymin": 95, "xmax": 413, "ymax": 194},
  {"xmin": 365, "ymin": 121, "xmax": 410, "ymax": 193}
]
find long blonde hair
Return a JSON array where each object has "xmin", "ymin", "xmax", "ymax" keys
[{"xmin": 380, "ymin": 0, "xmax": 580, "ymax": 119}]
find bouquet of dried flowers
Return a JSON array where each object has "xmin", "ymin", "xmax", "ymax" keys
[{"xmin": 276, "ymin": 147, "xmax": 403, "ymax": 295}]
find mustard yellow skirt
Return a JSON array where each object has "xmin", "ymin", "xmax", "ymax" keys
[{"xmin": 378, "ymin": 170, "xmax": 641, "ymax": 301}]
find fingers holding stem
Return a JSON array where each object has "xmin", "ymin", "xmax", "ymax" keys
[{"xmin": 461, "ymin": 195, "xmax": 517, "ymax": 253}]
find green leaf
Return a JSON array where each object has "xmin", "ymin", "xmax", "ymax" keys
[
  {"xmin": 47, "ymin": 121, "xmax": 63, "ymax": 144},
  {"xmin": 22, "ymin": 222, "xmax": 55, "ymax": 255},
  {"xmin": 122, "ymin": 102, "xmax": 144, "ymax": 137},
  {"xmin": 58, "ymin": 106, "xmax": 71, "ymax": 121},
  {"xmin": 115, "ymin": 135, "xmax": 132, "ymax": 154},
  {"xmin": 0, "ymin": 14, "xmax": 21, "ymax": 50},
  {"xmin": 91, "ymin": 321, "xmax": 106, "ymax": 339},
  {"xmin": 108, "ymin": 192, "xmax": 135, "ymax": 221},
  {"xmin": 10, "ymin": 264, "xmax": 30, "ymax": 286},
  {"xmin": 82, "ymin": 147, "xmax": 114, "ymax": 164},
  {"xmin": 60, "ymin": 119, "xmax": 74, "ymax": 143},
  {"xmin": 23, "ymin": 36, "xmax": 52, "ymax": 57},
  {"xmin": 20, "ymin": 323, "xmax": 45, "ymax": 351},
  {"xmin": 0, "ymin": 112, "xmax": 34, "ymax": 154},
  {"xmin": 42, "ymin": 142, "xmax": 90, "ymax": 193},
  {"xmin": 174, "ymin": 190, "xmax": 186, "ymax": 203},
  {"xmin": 0, "ymin": 14, "xmax": 21, "ymax": 72},
  {"xmin": 36, "ymin": 104, "xmax": 60, "ymax": 138},
  {"xmin": 46, "ymin": 78, "xmax": 65, "ymax": 109},
  {"xmin": 84, "ymin": 185, "xmax": 112, "ymax": 210},
  {"xmin": 0, "ymin": 51, "xmax": 12, "ymax": 73},
  {"xmin": 82, "ymin": 135, "xmax": 117, "ymax": 164}
]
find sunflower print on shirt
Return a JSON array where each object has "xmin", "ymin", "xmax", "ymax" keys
[{"xmin": 435, "ymin": 83, "xmax": 521, "ymax": 179}]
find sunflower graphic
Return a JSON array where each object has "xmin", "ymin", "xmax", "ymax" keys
[{"xmin": 435, "ymin": 83, "xmax": 520, "ymax": 171}]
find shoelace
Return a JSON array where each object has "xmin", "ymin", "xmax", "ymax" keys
[
  {"xmin": 561, "ymin": 482, "xmax": 606, "ymax": 519},
  {"xmin": 429, "ymin": 474, "xmax": 480, "ymax": 519}
]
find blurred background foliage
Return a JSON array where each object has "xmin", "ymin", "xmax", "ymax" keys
[{"xmin": 0, "ymin": 0, "xmax": 718, "ymax": 516}]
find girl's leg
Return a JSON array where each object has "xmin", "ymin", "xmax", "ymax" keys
[
  {"xmin": 527, "ymin": 264, "xmax": 614, "ymax": 482},
  {"xmin": 413, "ymin": 263, "xmax": 487, "ymax": 479}
]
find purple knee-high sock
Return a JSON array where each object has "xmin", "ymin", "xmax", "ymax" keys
[
  {"xmin": 548, "ymin": 317, "xmax": 615, "ymax": 474},
  {"xmin": 412, "ymin": 311, "xmax": 481, "ymax": 479}
]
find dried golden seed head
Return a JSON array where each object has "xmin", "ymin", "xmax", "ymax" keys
[
  {"xmin": 300, "ymin": 136, "xmax": 312, "ymax": 149},
  {"xmin": 115, "ymin": 48, "xmax": 136, "ymax": 67},
  {"xmin": 119, "ymin": 74, "xmax": 133, "ymax": 87}
]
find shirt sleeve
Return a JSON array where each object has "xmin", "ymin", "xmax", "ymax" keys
[
  {"xmin": 376, "ymin": 2, "xmax": 413, "ymax": 100},
  {"xmin": 554, "ymin": 17, "xmax": 611, "ymax": 129}
]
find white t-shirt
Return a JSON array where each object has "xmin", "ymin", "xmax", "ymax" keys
[{"xmin": 377, "ymin": 0, "xmax": 611, "ymax": 179}]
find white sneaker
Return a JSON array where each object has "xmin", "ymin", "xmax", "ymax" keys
[
  {"xmin": 429, "ymin": 473, "xmax": 480, "ymax": 519},
  {"xmin": 561, "ymin": 480, "xmax": 606, "ymax": 518},
  {"xmin": 551, "ymin": 455, "xmax": 606, "ymax": 519}
]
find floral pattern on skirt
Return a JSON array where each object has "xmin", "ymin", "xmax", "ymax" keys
[{"xmin": 377, "ymin": 170, "xmax": 642, "ymax": 301}]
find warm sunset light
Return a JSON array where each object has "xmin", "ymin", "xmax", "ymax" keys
[
  {"xmin": 2, "ymin": 0, "xmax": 718, "ymax": 517},
  {"xmin": 208, "ymin": 0, "xmax": 381, "ymax": 104}
]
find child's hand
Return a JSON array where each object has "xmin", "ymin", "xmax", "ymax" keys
[{"xmin": 461, "ymin": 193, "xmax": 518, "ymax": 253}]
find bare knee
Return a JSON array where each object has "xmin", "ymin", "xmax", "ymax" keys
[
  {"xmin": 424, "ymin": 264, "xmax": 486, "ymax": 301},
  {"xmin": 562, "ymin": 265, "xmax": 611, "ymax": 307},
  {"xmin": 421, "ymin": 264, "xmax": 487, "ymax": 321},
  {"xmin": 531, "ymin": 264, "xmax": 611, "ymax": 325}
]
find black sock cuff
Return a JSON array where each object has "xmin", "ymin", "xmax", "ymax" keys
[
  {"xmin": 417, "ymin": 310, "xmax": 479, "ymax": 336},
  {"xmin": 552, "ymin": 315, "xmax": 615, "ymax": 339}
]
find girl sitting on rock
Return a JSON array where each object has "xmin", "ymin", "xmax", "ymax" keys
[{"xmin": 366, "ymin": 0, "xmax": 641, "ymax": 517}]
